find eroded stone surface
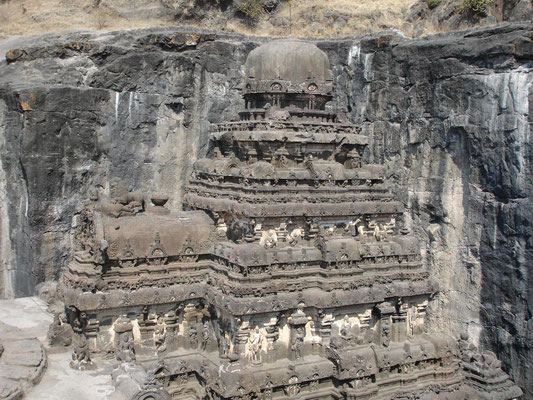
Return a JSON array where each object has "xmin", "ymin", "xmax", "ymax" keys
[
  {"xmin": 0, "ymin": 297, "xmax": 116, "ymax": 400},
  {"xmin": 0, "ymin": 321, "xmax": 46, "ymax": 398}
]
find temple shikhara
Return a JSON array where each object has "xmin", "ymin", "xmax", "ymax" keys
[{"xmin": 59, "ymin": 39, "xmax": 522, "ymax": 400}]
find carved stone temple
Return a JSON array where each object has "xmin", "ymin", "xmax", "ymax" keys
[{"xmin": 60, "ymin": 39, "xmax": 522, "ymax": 400}]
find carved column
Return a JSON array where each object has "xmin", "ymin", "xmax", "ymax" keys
[
  {"xmin": 412, "ymin": 301, "xmax": 428, "ymax": 336},
  {"xmin": 84, "ymin": 313, "xmax": 99, "ymax": 345},
  {"xmin": 253, "ymin": 219, "xmax": 264, "ymax": 242},
  {"xmin": 114, "ymin": 315, "xmax": 135, "ymax": 362},
  {"xmin": 233, "ymin": 317, "xmax": 251, "ymax": 358},
  {"xmin": 277, "ymin": 221, "xmax": 288, "ymax": 243},
  {"xmin": 306, "ymin": 218, "xmax": 319, "ymax": 240},
  {"xmin": 163, "ymin": 310, "xmax": 179, "ymax": 351},
  {"xmin": 319, "ymin": 312, "xmax": 334, "ymax": 349},
  {"xmin": 69, "ymin": 308, "xmax": 94, "ymax": 370},
  {"xmin": 308, "ymin": 318, "xmax": 322, "ymax": 355},
  {"xmin": 182, "ymin": 302, "xmax": 201, "ymax": 350},
  {"xmin": 137, "ymin": 306, "xmax": 158, "ymax": 347},
  {"xmin": 264, "ymin": 316, "xmax": 280, "ymax": 363},
  {"xmin": 391, "ymin": 300, "xmax": 408, "ymax": 343},
  {"xmin": 375, "ymin": 302, "xmax": 395, "ymax": 347},
  {"xmin": 288, "ymin": 303, "xmax": 308, "ymax": 361},
  {"xmin": 358, "ymin": 309, "xmax": 372, "ymax": 343}
]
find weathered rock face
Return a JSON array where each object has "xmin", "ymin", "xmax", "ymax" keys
[
  {"xmin": 332, "ymin": 24, "xmax": 533, "ymax": 398},
  {"xmin": 0, "ymin": 22, "xmax": 532, "ymax": 396},
  {"xmin": 0, "ymin": 30, "xmax": 255, "ymax": 298}
]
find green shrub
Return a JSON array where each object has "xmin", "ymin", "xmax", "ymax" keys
[
  {"xmin": 428, "ymin": 0, "xmax": 442, "ymax": 9},
  {"xmin": 457, "ymin": 0, "xmax": 494, "ymax": 15},
  {"xmin": 237, "ymin": 0, "xmax": 265, "ymax": 24}
]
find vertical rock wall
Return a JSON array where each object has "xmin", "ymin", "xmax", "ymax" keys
[
  {"xmin": 324, "ymin": 23, "xmax": 533, "ymax": 397},
  {"xmin": 0, "ymin": 23, "xmax": 531, "ymax": 396},
  {"xmin": 0, "ymin": 30, "xmax": 256, "ymax": 298}
]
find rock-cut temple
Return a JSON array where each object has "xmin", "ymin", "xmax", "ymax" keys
[{"xmin": 60, "ymin": 39, "xmax": 523, "ymax": 400}]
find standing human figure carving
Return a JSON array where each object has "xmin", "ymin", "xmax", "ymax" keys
[
  {"xmin": 201, "ymin": 320, "xmax": 210, "ymax": 351},
  {"xmin": 249, "ymin": 326, "xmax": 263, "ymax": 365},
  {"xmin": 291, "ymin": 327, "xmax": 304, "ymax": 359}
]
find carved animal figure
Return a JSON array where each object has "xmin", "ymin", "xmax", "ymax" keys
[
  {"xmin": 97, "ymin": 194, "xmax": 136, "ymax": 218},
  {"xmin": 227, "ymin": 219, "xmax": 254, "ymax": 242},
  {"xmin": 287, "ymin": 228, "xmax": 303, "ymax": 246},
  {"xmin": 114, "ymin": 191, "xmax": 145, "ymax": 209},
  {"xmin": 260, "ymin": 229, "xmax": 278, "ymax": 248}
]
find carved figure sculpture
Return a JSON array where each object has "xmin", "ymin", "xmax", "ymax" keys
[
  {"xmin": 201, "ymin": 321, "xmax": 210, "ymax": 351},
  {"xmin": 340, "ymin": 315, "xmax": 353, "ymax": 344},
  {"xmin": 259, "ymin": 230, "xmax": 278, "ymax": 248},
  {"xmin": 291, "ymin": 327, "xmax": 304, "ymax": 360},
  {"xmin": 154, "ymin": 323, "xmax": 167, "ymax": 353},
  {"xmin": 117, "ymin": 334, "xmax": 136, "ymax": 362},
  {"xmin": 189, "ymin": 324, "xmax": 198, "ymax": 350},
  {"xmin": 248, "ymin": 326, "xmax": 263, "ymax": 365},
  {"xmin": 48, "ymin": 312, "xmax": 73, "ymax": 347},
  {"xmin": 286, "ymin": 376, "xmax": 300, "ymax": 397},
  {"xmin": 70, "ymin": 333, "xmax": 92, "ymax": 370},
  {"xmin": 287, "ymin": 228, "xmax": 303, "ymax": 247}
]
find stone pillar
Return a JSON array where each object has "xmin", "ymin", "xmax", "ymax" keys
[
  {"xmin": 137, "ymin": 306, "xmax": 158, "ymax": 347},
  {"xmin": 306, "ymin": 218, "xmax": 319, "ymax": 240},
  {"xmin": 233, "ymin": 317, "xmax": 250, "ymax": 357},
  {"xmin": 391, "ymin": 301, "xmax": 408, "ymax": 343},
  {"xmin": 264, "ymin": 316, "xmax": 280, "ymax": 363},
  {"xmin": 319, "ymin": 312, "xmax": 334, "ymax": 349},
  {"xmin": 182, "ymin": 302, "xmax": 201, "ymax": 350},
  {"xmin": 84, "ymin": 313, "xmax": 99, "ymax": 348},
  {"xmin": 288, "ymin": 303, "xmax": 308, "ymax": 360},
  {"xmin": 69, "ymin": 309, "xmax": 94, "ymax": 370},
  {"xmin": 358, "ymin": 310, "xmax": 372, "ymax": 344},
  {"xmin": 253, "ymin": 219, "xmax": 264, "ymax": 242},
  {"xmin": 413, "ymin": 301, "xmax": 428, "ymax": 336},
  {"xmin": 376, "ymin": 302, "xmax": 395, "ymax": 347},
  {"xmin": 277, "ymin": 221, "xmax": 288, "ymax": 243},
  {"xmin": 114, "ymin": 315, "xmax": 135, "ymax": 362},
  {"xmin": 163, "ymin": 310, "xmax": 179, "ymax": 351},
  {"xmin": 308, "ymin": 318, "xmax": 322, "ymax": 355}
]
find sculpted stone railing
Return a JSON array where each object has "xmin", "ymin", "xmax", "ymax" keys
[{"xmin": 213, "ymin": 120, "xmax": 361, "ymax": 134}]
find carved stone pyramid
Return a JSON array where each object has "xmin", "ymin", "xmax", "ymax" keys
[{"xmin": 61, "ymin": 39, "xmax": 522, "ymax": 400}]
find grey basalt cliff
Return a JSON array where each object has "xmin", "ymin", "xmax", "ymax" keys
[{"xmin": 0, "ymin": 22, "xmax": 532, "ymax": 397}]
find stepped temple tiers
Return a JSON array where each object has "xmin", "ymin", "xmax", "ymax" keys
[{"xmin": 60, "ymin": 39, "xmax": 522, "ymax": 400}]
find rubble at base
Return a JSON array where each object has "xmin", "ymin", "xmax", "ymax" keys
[{"xmin": 0, "ymin": 322, "xmax": 46, "ymax": 400}]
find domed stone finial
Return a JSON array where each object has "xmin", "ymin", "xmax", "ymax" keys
[
  {"xmin": 242, "ymin": 39, "xmax": 334, "ymax": 114},
  {"xmin": 244, "ymin": 39, "xmax": 332, "ymax": 88}
]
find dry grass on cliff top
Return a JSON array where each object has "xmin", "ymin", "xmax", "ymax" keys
[
  {"xmin": 234, "ymin": 0, "xmax": 419, "ymax": 37},
  {"xmin": 0, "ymin": 0, "xmax": 420, "ymax": 40},
  {"xmin": 0, "ymin": 0, "xmax": 170, "ymax": 39}
]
